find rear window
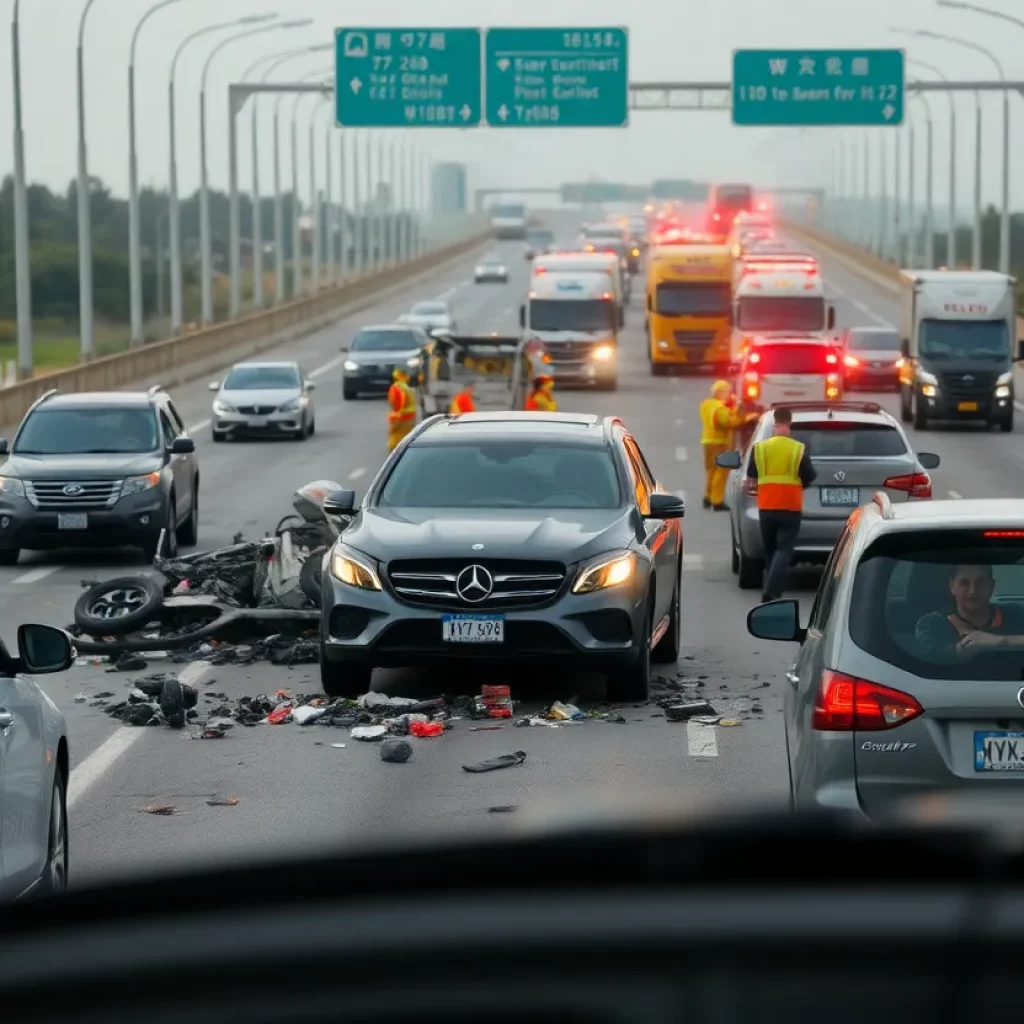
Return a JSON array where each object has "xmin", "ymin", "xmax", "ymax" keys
[
  {"xmin": 790, "ymin": 421, "xmax": 908, "ymax": 458},
  {"xmin": 849, "ymin": 532, "xmax": 1024, "ymax": 680},
  {"xmin": 747, "ymin": 344, "xmax": 839, "ymax": 375},
  {"xmin": 379, "ymin": 442, "xmax": 621, "ymax": 510}
]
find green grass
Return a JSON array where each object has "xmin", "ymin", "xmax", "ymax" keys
[{"xmin": 0, "ymin": 322, "xmax": 131, "ymax": 374}]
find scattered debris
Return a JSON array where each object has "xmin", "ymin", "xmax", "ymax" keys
[
  {"xmin": 410, "ymin": 721, "xmax": 444, "ymax": 738},
  {"xmin": 73, "ymin": 693, "xmax": 87, "ymax": 703},
  {"xmin": 664, "ymin": 701, "xmax": 717, "ymax": 722},
  {"xmin": 549, "ymin": 701, "xmax": 585, "ymax": 721},
  {"xmin": 112, "ymin": 652, "xmax": 148, "ymax": 672},
  {"xmin": 140, "ymin": 804, "xmax": 176, "ymax": 815},
  {"xmin": 719, "ymin": 719, "xmax": 743, "ymax": 727},
  {"xmin": 351, "ymin": 724, "xmax": 388, "ymax": 742},
  {"xmin": 331, "ymin": 743, "xmax": 347, "ymax": 749},
  {"xmin": 488, "ymin": 805, "xmax": 517, "ymax": 813},
  {"xmin": 462, "ymin": 751, "xmax": 527, "ymax": 774},
  {"xmin": 207, "ymin": 796, "xmax": 239, "ymax": 806},
  {"xmin": 380, "ymin": 739, "xmax": 413, "ymax": 763},
  {"xmin": 476, "ymin": 685, "xmax": 513, "ymax": 719}
]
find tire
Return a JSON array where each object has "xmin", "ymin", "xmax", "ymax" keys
[
  {"xmin": 651, "ymin": 564, "xmax": 681, "ymax": 665},
  {"xmin": 74, "ymin": 574, "xmax": 165, "ymax": 635},
  {"xmin": 737, "ymin": 545, "xmax": 764, "ymax": 590},
  {"xmin": 212, "ymin": 431, "xmax": 226, "ymax": 443},
  {"xmin": 308, "ymin": 417, "xmax": 316, "ymax": 437},
  {"xmin": 606, "ymin": 600, "xmax": 652, "ymax": 702},
  {"xmin": 320, "ymin": 645, "xmax": 373, "ymax": 697},
  {"xmin": 39, "ymin": 771, "xmax": 68, "ymax": 896},
  {"xmin": 999, "ymin": 409, "xmax": 1014, "ymax": 433},
  {"xmin": 342, "ymin": 386, "xmax": 358, "ymax": 401},
  {"xmin": 300, "ymin": 547, "xmax": 326, "ymax": 608},
  {"xmin": 159, "ymin": 676, "xmax": 186, "ymax": 729},
  {"xmin": 912, "ymin": 391, "xmax": 929, "ymax": 431},
  {"xmin": 0, "ymin": 547, "xmax": 20, "ymax": 566},
  {"xmin": 176, "ymin": 485, "xmax": 199, "ymax": 547},
  {"xmin": 730, "ymin": 526, "xmax": 739, "ymax": 574}
]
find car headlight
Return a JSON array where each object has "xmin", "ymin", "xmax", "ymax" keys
[
  {"xmin": 0, "ymin": 475, "xmax": 25, "ymax": 498},
  {"xmin": 406, "ymin": 355, "xmax": 422, "ymax": 369},
  {"xmin": 212, "ymin": 399, "xmax": 235, "ymax": 414},
  {"xmin": 593, "ymin": 344, "xmax": 614, "ymax": 362},
  {"xmin": 996, "ymin": 370, "xmax": 1013, "ymax": 386},
  {"xmin": 343, "ymin": 360, "xmax": 359, "ymax": 372},
  {"xmin": 279, "ymin": 398, "xmax": 302, "ymax": 412},
  {"xmin": 572, "ymin": 551, "xmax": 636, "ymax": 594},
  {"xmin": 918, "ymin": 370, "xmax": 938, "ymax": 387},
  {"xmin": 330, "ymin": 547, "xmax": 382, "ymax": 591},
  {"xmin": 121, "ymin": 472, "xmax": 161, "ymax": 498}
]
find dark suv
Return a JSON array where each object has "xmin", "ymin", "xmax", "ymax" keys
[
  {"xmin": 318, "ymin": 412, "xmax": 686, "ymax": 701},
  {"xmin": 0, "ymin": 387, "xmax": 200, "ymax": 564}
]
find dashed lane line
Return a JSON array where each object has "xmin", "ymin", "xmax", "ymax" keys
[
  {"xmin": 683, "ymin": 553, "xmax": 704, "ymax": 571},
  {"xmin": 948, "ymin": 489, "xmax": 963, "ymax": 500},
  {"xmin": 66, "ymin": 660, "xmax": 212, "ymax": 811},
  {"xmin": 687, "ymin": 720, "xmax": 719, "ymax": 757},
  {"xmin": 675, "ymin": 446, "xmax": 688, "ymax": 462},
  {"xmin": 348, "ymin": 467, "xmax": 367, "ymax": 481},
  {"xmin": 11, "ymin": 565, "xmax": 61, "ymax": 585}
]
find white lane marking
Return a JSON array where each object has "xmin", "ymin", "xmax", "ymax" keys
[
  {"xmin": 310, "ymin": 355, "xmax": 346, "ymax": 380},
  {"xmin": 188, "ymin": 417, "xmax": 211, "ymax": 433},
  {"xmin": 948, "ymin": 489, "xmax": 963, "ymax": 500},
  {"xmin": 66, "ymin": 660, "xmax": 211, "ymax": 811},
  {"xmin": 674, "ymin": 418, "xmax": 684, "ymax": 427},
  {"xmin": 687, "ymin": 721, "xmax": 719, "ymax": 758},
  {"xmin": 675, "ymin": 446, "xmax": 688, "ymax": 462},
  {"xmin": 437, "ymin": 280, "xmax": 470, "ymax": 301},
  {"xmin": 824, "ymin": 277, "xmax": 894, "ymax": 327},
  {"xmin": 683, "ymin": 553, "xmax": 704, "ymax": 571},
  {"xmin": 11, "ymin": 565, "xmax": 60, "ymax": 585},
  {"xmin": 348, "ymin": 467, "xmax": 367, "ymax": 481}
]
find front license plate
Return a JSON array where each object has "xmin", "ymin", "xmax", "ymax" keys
[
  {"xmin": 442, "ymin": 614, "xmax": 505, "ymax": 643},
  {"xmin": 58, "ymin": 512, "xmax": 88, "ymax": 530},
  {"xmin": 958, "ymin": 401, "xmax": 979, "ymax": 412},
  {"xmin": 820, "ymin": 487, "xmax": 859, "ymax": 507},
  {"xmin": 247, "ymin": 417, "xmax": 268, "ymax": 428},
  {"xmin": 975, "ymin": 730, "xmax": 1024, "ymax": 771}
]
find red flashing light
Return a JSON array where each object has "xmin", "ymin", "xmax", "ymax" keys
[
  {"xmin": 825, "ymin": 352, "xmax": 839, "ymax": 365},
  {"xmin": 748, "ymin": 352, "xmax": 760, "ymax": 365},
  {"xmin": 812, "ymin": 670, "xmax": 924, "ymax": 731},
  {"xmin": 883, "ymin": 472, "xmax": 933, "ymax": 499},
  {"xmin": 983, "ymin": 530, "xmax": 1024, "ymax": 538}
]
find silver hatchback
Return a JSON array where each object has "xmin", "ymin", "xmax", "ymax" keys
[
  {"xmin": 749, "ymin": 496, "xmax": 1024, "ymax": 818},
  {"xmin": 717, "ymin": 402, "xmax": 939, "ymax": 591}
]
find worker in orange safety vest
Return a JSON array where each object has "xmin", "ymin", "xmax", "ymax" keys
[
  {"xmin": 386, "ymin": 367, "xmax": 417, "ymax": 452},
  {"xmin": 525, "ymin": 375, "xmax": 557, "ymax": 411},
  {"xmin": 449, "ymin": 381, "xmax": 477, "ymax": 415}
]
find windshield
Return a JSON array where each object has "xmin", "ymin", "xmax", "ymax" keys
[
  {"xmin": 748, "ymin": 344, "xmax": 839, "ymax": 375},
  {"xmin": 919, "ymin": 319, "xmax": 1009, "ymax": 360},
  {"xmin": 351, "ymin": 331, "xmax": 421, "ymax": 352},
  {"xmin": 529, "ymin": 298, "xmax": 617, "ymax": 332},
  {"xmin": 492, "ymin": 204, "xmax": 525, "ymax": 219},
  {"xmin": 223, "ymin": 366, "xmax": 300, "ymax": 390},
  {"xmin": 656, "ymin": 282, "xmax": 731, "ymax": 316},
  {"xmin": 790, "ymin": 421, "xmax": 908, "ymax": 457},
  {"xmin": 848, "ymin": 330, "xmax": 900, "ymax": 352},
  {"xmin": 15, "ymin": 407, "xmax": 159, "ymax": 455},
  {"xmin": 850, "ymin": 533, "xmax": 1024, "ymax": 680},
  {"xmin": 737, "ymin": 296, "xmax": 826, "ymax": 332},
  {"xmin": 379, "ymin": 443, "xmax": 621, "ymax": 509}
]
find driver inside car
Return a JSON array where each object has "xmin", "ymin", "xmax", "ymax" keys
[{"xmin": 914, "ymin": 563, "xmax": 1024, "ymax": 656}]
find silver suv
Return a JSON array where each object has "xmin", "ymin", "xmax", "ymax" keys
[
  {"xmin": 748, "ymin": 495, "xmax": 1024, "ymax": 818},
  {"xmin": 717, "ymin": 402, "xmax": 940, "ymax": 591}
]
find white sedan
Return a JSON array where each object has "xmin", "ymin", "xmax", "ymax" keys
[
  {"xmin": 398, "ymin": 301, "xmax": 456, "ymax": 334},
  {"xmin": 0, "ymin": 623, "xmax": 75, "ymax": 901},
  {"xmin": 474, "ymin": 259, "xmax": 510, "ymax": 283}
]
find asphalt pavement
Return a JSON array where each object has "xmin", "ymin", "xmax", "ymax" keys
[{"xmin": 13, "ymin": 225, "xmax": 1017, "ymax": 887}]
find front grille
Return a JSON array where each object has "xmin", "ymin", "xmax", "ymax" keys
[
  {"xmin": 937, "ymin": 371, "xmax": 996, "ymax": 398},
  {"xmin": 387, "ymin": 558, "xmax": 566, "ymax": 609},
  {"xmin": 673, "ymin": 330, "xmax": 716, "ymax": 347},
  {"xmin": 236, "ymin": 405, "xmax": 276, "ymax": 416},
  {"xmin": 25, "ymin": 479, "xmax": 121, "ymax": 510},
  {"xmin": 546, "ymin": 342, "xmax": 596, "ymax": 364}
]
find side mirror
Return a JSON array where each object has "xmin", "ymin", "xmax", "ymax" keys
[
  {"xmin": 323, "ymin": 488, "xmax": 357, "ymax": 516},
  {"xmin": 646, "ymin": 493, "xmax": 685, "ymax": 520},
  {"xmin": 18, "ymin": 624, "xmax": 74, "ymax": 674},
  {"xmin": 519, "ymin": 306, "xmax": 526, "ymax": 328},
  {"xmin": 339, "ymin": 344, "xmax": 349, "ymax": 353},
  {"xmin": 747, "ymin": 599, "xmax": 806, "ymax": 644},
  {"xmin": 0, "ymin": 438, "xmax": 9, "ymax": 456},
  {"xmin": 826, "ymin": 305, "xmax": 836, "ymax": 330},
  {"xmin": 207, "ymin": 381, "xmax": 220, "ymax": 392},
  {"xmin": 715, "ymin": 450, "xmax": 741, "ymax": 470},
  {"xmin": 170, "ymin": 437, "xmax": 196, "ymax": 455},
  {"xmin": 918, "ymin": 452, "xmax": 940, "ymax": 470},
  {"xmin": 304, "ymin": 380, "xmax": 316, "ymax": 392}
]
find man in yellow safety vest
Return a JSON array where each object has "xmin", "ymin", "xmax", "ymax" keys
[
  {"xmin": 746, "ymin": 406, "xmax": 817, "ymax": 602},
  {"xmin": 525, "ymin": 375, "xmax": 557, "ymax": 412},
  {"xmin": 386, "ymin": 367, "xmax": 417, "ymax": 452},
  {"xmin": 699, "ymin": 379, "xmax": 755, "ymax": 511}
]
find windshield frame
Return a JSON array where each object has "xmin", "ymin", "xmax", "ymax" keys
[{"xmin": 13, "ymin": 405, "xmax": 161, "ymax": 456}]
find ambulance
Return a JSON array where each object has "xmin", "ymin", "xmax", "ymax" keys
[{"xmin": 520, "ymin": 271, "xmax": 620, "ymax": 390}]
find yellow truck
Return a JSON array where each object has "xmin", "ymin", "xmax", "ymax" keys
[{"xmin": 645, "ymin": 244, "xmax": 733, "ymax": 375}]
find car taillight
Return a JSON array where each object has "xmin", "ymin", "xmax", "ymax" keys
[
  {"xmin": 813, "ymin": 670, "xmax": 924, "ymax": 731},
  {"xmin": 883, "ymin": 472, "xmax": 932, "ymax": 499}
]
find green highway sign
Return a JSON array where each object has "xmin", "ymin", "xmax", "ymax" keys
[
  {"xmin": 485, "ymin": 28, "xmax": 629, "ymax": 128},
  {"xmin": 560, "ymin": 182, "xmax": 647, "ymax": 203},
  {"xmin": 334, "ymin": 28, "xmax": 482, "ymax": 127},
  {"xmin": 732, "ymin": 49, "xmax": 905, "ymax": 127}
]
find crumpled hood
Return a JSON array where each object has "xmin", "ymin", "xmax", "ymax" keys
[
  {"xmin": 344, "ymin": 507, "xmax": 632, "ymax": 563},
  {"xmin": 2, "ymin": 451, "xmax": 163, "ymax": 480}
]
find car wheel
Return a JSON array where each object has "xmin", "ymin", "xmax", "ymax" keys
[
  {"xmin": 651, "ymin": 564, "xmax": 681, "ymax": 664},
  {"xmin": 74, "ymin": 574, "xmax": 166, "ymax": 634},
  {"xmin": 737, "ymin": 544, "xmax": 764, "ymax": 590},
  {"xmin": 730, "ymin": 525, "xmax": 739, "ymax": 574},
  {"xmin": 342, "ymin": 386, "xmax": 358, "ymax": 401},
  {"xmin": 606, "ymin": 599, "xmax": 652, "ymax": 702},
  {"xmin": 176, "ymin": 484, "xmax": 199, "ymax": 547},
  {"xmin": 319, "ymin": 645, "xmax": 373, "ymax": 697},
  {"xmin": 999, "ymin": 409, "xmax": 1014, "ymax": 433},
  {"xmin": 212, "ymin": 431, "xmax": 226, "ymax": 443},
  {"xmin": 0, "ymin": 547, "xmax": 20, "ymax": 566},
  {"xmin": 293, "ymin": 419, "xmax": 308, "ymax": 441},
  {"xmin": 40, "ymin": 771, "xmax": 68, "ymax": 896},
  {"xmin": 308, "ymin": 417, "xmax": 316, "ymax": 437},
  {"xmin": 912, "ymin": 391, "xmax": 929, "ymax": 431}
]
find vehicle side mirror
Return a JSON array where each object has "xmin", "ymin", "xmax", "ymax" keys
[
  {"xmin": 339, "ymin": 344, "xmax": 349, "ymax": 353},
  {"xmin": 918, "ymin": 452, "xmax": 940, "ymax": 470},
  {"xmin": 18, "ymin": 624, "xmax": 74, "ymax": 674},
  {"xmin": 170, "ymin": 437, "xmax": 196, "ymax": 455},
  {"xmin": 747, "ymin": 599, "xmax": 806, "ymax": 644},
  {"xmin": 646, "ymin": 493, "xmax": 685, "ymax": 520},
  {"xmin": 0, "ymin": 438, "xmax": 9, "ymax": 456},
  {"xmin": 323, "ymin": 488, "xmax": 357, "ymax": 516},
  {"xmin": 207, "ymin": 381, "xmax": 220, "ymax": 392},
  {"xmin": 826, "ymin": 305, "xmax": 836, "ymax": 330},
  {"xmin": 519, "ymin": 305, "xmax": 526, "ymax": 328},
  {"xmin": 304, "ymin": 380, "xmax": 316, "ymax": 392},
  {"xmin": 715, "ymin": 450, "xmax": 741, "ymax": 470}
]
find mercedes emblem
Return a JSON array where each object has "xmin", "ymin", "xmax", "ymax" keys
[
  {"xmin": 1017, "ymin": 686, "xmax": 1024, "ymax": 710},
  {"xmin": 455, "ymin": 564, "xmax": 493, "ymax": 603},
  {"xmin": 833, "ymin": 471, "xmax": 846, "ymax": 483},
  {"xmin": 963, "ymin": 375, "xmax": 974, "ymax": 383}
]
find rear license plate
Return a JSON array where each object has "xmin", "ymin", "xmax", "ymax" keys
[
  {"xmin": 975, "ymin": 730, "xmax": 1024, "ymax": 771},
  {"xmin": 820, "ymin": 487, "xmax": 859, "ymax": 507},
  {"xmin": 247, "ymin": 417, "xmax": 268, "ymax": 428},
  {"xmin": 442, "ymin": 614, "xmax": 504, "ymax": 643},
  {"xmin": 958, "ymin": 401, "xmax": 979, "ymax": 412},
  {"xmin": 57, "ymin": 512, "xmax": 88, "ymax": 530}
]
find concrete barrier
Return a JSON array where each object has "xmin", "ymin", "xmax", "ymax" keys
[{"xmin": 0, "ymin": 229, "xmax": 489, "ymax": 429}]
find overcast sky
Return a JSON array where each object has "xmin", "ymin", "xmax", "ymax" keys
[{"xmin": 1, "ymin": 0, "xmax": 1021, "ymax": 213}]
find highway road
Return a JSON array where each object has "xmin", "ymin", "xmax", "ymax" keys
[{"xmin": 11, "ymin": 223, "xmax": 1019, "ymax": 887}]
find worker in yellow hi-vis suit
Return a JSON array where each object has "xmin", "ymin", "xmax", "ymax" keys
[
  {"xmin": 387, "ymin": 367, "xmax": 417, "ymax": 452},
  {"xmin": 699, "ymin": 379, "xmax": 757, "ymax": 511}
]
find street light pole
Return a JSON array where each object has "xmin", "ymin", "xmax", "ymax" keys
[
  {"xmin": 76, "ymin": 0, "xmax": 98, "ymax": 359},
  {"xmin": 129, "ymin": 0, "xmax": 182, "ymax": 347},
  {"xmin": 11, "ymin": 0, "xmax": 31, "ymax": 377},
  {"xmin": 907, "ymin": 121, "xmax": 917, "ymax": 266},
  {"xmin": 913, "ymin": 91, "xmax": 936, "ymax": 269},
  {"xmin": 973, "ymin": 93, "xmax": 982, "ymax": 268}
]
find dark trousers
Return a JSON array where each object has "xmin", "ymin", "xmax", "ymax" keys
[{"xmin": 759, "ymin": 510, "xmax": 801, "ymax": 598}]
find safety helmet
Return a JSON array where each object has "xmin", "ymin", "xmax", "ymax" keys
[
  {"xmin": 711, "ymin": 379, "xmax": 731, "ymax": 397},
  {"xmin": 392, "ymin": 366, "xmax": 409, "ymax": 381}
]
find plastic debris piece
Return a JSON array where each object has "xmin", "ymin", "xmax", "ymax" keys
[
  {"xmin": 207, "ymin": 796, "xmax": 238, "ymax": 806},
  {"xmin": 691, "ymin": 715, "xmax": 722, "ymax": 726},
  {"xmin": 73, "ymin": 693, "xmax": 87, "ymax": 703},
  {"xmin": 140, "ymin": 804, "xmax": 176, "ymax": 815},
  {"xmin": 331, "ymin": 743, "xmax": 347, "ymax": 748},
  {"xmin": 462, "ymin": 750, "xmax": 527, "ymax": 774},
  {"xmin": 470, "ymin": 725, "xmax": 504, "ymax": 732},
  {"xmin": 351, "ymin": 724, "xmax": 388, "ymax": 741},
  {"xmin": 719, "ymin": 718, "xmax": 743, "ymax": 727},
  {"xmin": 358, "ymin": 692, "xmax": 418, "ymax": 710},
  {"xmin": 292, "ymin": 705, "xmax": 327, "ymax": 726},
  {"xmin": 266, "ymin": 704, "xmax": 293, "ymax": 725},
  {"xmin": 380, "ymin": 739, "xmax": 413, "ymax": 763},
  {"xmin": 113, "ymin": 651, "xmax": 148, "ymax": 672},
  {"xmin": 409, "ymin": 720, "xmax": 444, "ymax": 738},
  {"xmin": 549, "ymin": 700, "xmax": 585, "ymax": 721},
  {"xmin": 488, "ymin": 805, "xmax": 518, "ymax": 813},
  {"xmin": 200, "ymin": 727, "xmax": 226, "ymax": 739},
  {"xmin": 664, "ymin": 701, "xmax": 716, "ymax": 722},
  {"xmin": 478, "ymin": 684, "xmax": 514, "ymax": 719}
]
